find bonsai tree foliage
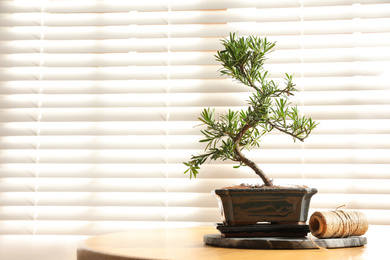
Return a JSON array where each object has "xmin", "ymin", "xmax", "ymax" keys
[{"xmin": 184, "ymin": 33, "xmax": 318, "ymax": 187}]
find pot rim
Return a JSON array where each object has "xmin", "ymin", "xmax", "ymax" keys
[{"xmin": 213, "ymin": 187, "xmax": 318, "ymax": 193}]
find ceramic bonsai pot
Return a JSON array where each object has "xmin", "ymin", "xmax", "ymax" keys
[{"xmin": 212, "ymin": 187, "xmax": 317, "ymax": 226}]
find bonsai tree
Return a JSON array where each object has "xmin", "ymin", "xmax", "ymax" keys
[{"xmin": 184, "ymin": 33, "xmax": 318, "ymax": 187}]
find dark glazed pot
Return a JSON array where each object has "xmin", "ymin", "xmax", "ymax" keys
[{"xmin": 212, "ymin": 187, "xmax": 317, "ymax": 226}]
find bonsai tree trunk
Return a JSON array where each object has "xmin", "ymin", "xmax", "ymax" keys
[
  {"xmin": 234, "ymin": 147, "xmax": 273, "ymax": 187},
  {"xmin": 233, "ymin": 124, "xmax": 274, "ymax": 187}
]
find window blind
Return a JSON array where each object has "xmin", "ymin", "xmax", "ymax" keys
[{"xmin": 0, "ymin": 0, "xmax": 389, "ymax": 235}]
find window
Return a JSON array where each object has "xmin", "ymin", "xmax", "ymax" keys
[{"xmin": 0, "ymin": 0, "xmax": 389, "ymax": 235}]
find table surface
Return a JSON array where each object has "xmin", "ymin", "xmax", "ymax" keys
[{"xmin": 77, "ymin": 225, "xmax": 386, "ymax": 260}]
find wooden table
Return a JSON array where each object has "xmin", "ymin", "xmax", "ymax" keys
[{"xmin": 77, "ymin": 226, "xmax": 386, "ymax": 260}]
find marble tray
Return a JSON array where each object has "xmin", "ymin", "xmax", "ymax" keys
[{"xmin": 204, "ymin": 234, "xmax": 367, "ymax": 249}]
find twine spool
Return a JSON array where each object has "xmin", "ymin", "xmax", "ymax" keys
[{"xmin": 309, "ymin": 210, "xmax": 369, "ymax": 239}]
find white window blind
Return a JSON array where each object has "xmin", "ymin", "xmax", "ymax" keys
[{"xmin": 0, "ymin": 0, "xmax": 389, "ymax": 235}]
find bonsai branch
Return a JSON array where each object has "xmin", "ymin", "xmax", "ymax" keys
[{"xmin": 267, "ymin": 121, "xmax": 306, "ymax": 142}]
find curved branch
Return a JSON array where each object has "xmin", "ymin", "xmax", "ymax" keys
[
  {"xmin": 239, "ymin": 64, "xmax": 261, "ymax": 93},
  {"xmin": 267, "ymin": 120, "xmax": 306, "ymax": 142}
]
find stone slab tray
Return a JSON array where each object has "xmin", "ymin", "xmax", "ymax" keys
[{"xmin": 204, "ymin": 234, "xmax": 367, "ymax": 249}]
